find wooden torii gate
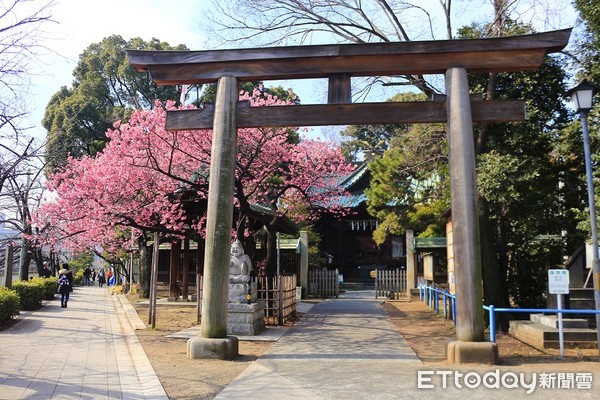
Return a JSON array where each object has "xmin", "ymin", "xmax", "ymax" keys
[{"xmin": 128, "ymin": 29, "xmax": 571, "ymax": 362}]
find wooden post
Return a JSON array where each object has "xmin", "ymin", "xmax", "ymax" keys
[
  {"xmin": 278, "ymin": 275, "xmax": 284, "ymax": 326},
  {"xmin": 149, "ymin": 232, "xmax": 160, "ymax": 328},
  {"xmin": 299, "ymin": 231, "xmax": 308, "ymax": 297},
  {"xmin": 4, "ymin": 245, "xmax": 13, "ymax": 288},
  {"xmin": 445, "ymin": 67, "xmax": 485, "ymax": 342},
  {"xmin": 200, "ymin": 76, "xmax": 238, "ymax": 339},
  {"xmin": 328, "ymin": 74, "xmax": 351, "ymax": 104},
  {"xmin": 406, "ymin": 230, "xmax": 415, "ymax": 294},
  {"xmin": 196, "ymin": 241, "xmax": 203, "ymax": 323},
  {"xmin": 169, "ymin": 239, "xmax": 182, "ymax": 299},
  {"xmin": 182, "ymin": 238, "xmax": 190, "ymax": 301}
]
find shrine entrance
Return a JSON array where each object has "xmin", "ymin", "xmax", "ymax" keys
[{"xmin": 128, "ymin": 29, "xmax": 571, "ymax": 363}]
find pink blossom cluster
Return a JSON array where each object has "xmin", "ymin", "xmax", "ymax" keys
[{"xmin": 35, "ymin": 88, "xmax": 354, "ymax": 254}]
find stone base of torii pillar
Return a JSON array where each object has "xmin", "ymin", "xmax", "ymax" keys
[
  {"xmin": 446, "ymin": 341, "xmax": 498, "ymax": 365},
  {"xmin": 187, "ymin": 336, "xmax": 239, "ymax": 360}
]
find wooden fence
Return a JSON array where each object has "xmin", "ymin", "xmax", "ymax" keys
[
  {"xmin": 195, "ymin": 275, "xmax": 203, "ymax": 323},
  {"xmin": 308, "ymin": 269, "xmax": 339, "ymax": 298},
  {"xmin": 255, "ymin": 275, "xmax": 297, "ymax": 325},
  {"xmin": 375, "ymin": 269, "xmax": 407, "ymax": 299}
]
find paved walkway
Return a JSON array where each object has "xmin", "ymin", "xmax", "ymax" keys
[
  {"xmin": 2, "ymin": 287, "xmax": 599, "ymax": 399},
  {"xmin": 215, "ymin": 295, "xmax": 422, "ymax": 400},
  {"xmin": 215, "ymin": 292, "xmax": 600, "ymax": 400},
  {"xmin": 0, "ymin": 285, "xmax": 167, "ymax": 400}
]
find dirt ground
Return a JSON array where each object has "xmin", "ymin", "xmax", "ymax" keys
[
  {"xmin": 127, "ymin": 295, "xmax": 600, "ymax": 400},
  {"xmin": 129, "ymin": 299, "xmax": 271, "ymax": 400},
  {"xmin": 382, "ymin": 300, "xmax": 600, "ymax": 366}
]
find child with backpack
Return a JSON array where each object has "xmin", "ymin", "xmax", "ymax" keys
[{"xmin": 57, "ymin": 264, "xmax": 73, "ymax": 308}]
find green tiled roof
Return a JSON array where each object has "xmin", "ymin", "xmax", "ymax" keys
[
  {"xmin": 338, "ymin": 163, "xmax": 369, "ymax": 190},
  {"xmin": 336, "ymin": 192, "xmax": 367, "ymax": 208}
]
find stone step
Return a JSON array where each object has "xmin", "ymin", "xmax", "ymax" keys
[
  {"xmin": 340, "ymin": 282, "xmax": 367, "ymax": 289},
  {"xmin": 569, "ymin": 299, "xmax": 595, "ymax": 310},
  {"xmin": 568, "ymin": 287, "xmax": 594, "ymax": 300},
  {"xmin": 541, "ymin": 340, "xmax": 598, "ymax": 350},
  {"xmin": 530, "ymin": 313, "xmax": 590, "ymax": 329},
  {"xmin": 509, "ymin": 320, "xmax": 598, "ymax": 350}
]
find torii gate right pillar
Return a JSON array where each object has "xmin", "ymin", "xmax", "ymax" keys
[{"xmin": 445, "ymin": 67, "xmax": 497, "ymax": 364}]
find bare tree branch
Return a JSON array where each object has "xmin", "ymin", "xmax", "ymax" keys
[
  {"xmin": 206, "ymin": 1, "xmax": 456, "ymax": 97},
  {"xmin": 0, "ymin": 0, "xmax": 56, "ymax": 140}
]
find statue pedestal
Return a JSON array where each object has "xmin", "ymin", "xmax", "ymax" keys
[
  {"xmin": 227, "ymin": 302, "xmax": 265, "ymax": 336},
  {"xmin": 228, "ymin": 282, "xmax": 257, "ymax": 303}
]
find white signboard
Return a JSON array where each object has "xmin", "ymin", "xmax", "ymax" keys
[
  {"xmin": 585, "ymin": 242, "xmax": 595, "ymax": 269},
  {"xmin": 548, "ymin": 269, "xmax": 570, "ymax": 294}
]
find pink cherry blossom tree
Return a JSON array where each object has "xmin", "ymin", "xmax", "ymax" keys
[{"xmin": 35, "ymin": 87, "xmax": 354, "ymax": 295}]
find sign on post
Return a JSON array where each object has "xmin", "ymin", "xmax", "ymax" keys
[
  {"xmin": 548, "ymin": 269, "xmax": 570, "ymax": 357},
  {"xmin": 548, "ymin": 269, "xmax": 570, "ymax": 294}
]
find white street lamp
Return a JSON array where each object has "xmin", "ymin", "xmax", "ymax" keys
[
  {"xmin": 568, "ymin": 79, "xmax": 600, "ymax": 352},
  {"xmin": 570, "ymin": 80, "xmax": 596, "ymax": 112}
]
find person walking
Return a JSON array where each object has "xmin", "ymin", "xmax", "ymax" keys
[
  {"xmin": 57, "ymin": 264, "xmax": 73, "ymax": 308},
  {"xmin": 83, "ymin": 266, "xmax": 92, "ymax": 286},
  {"xmin": 98, "ymin": 267, "xmax": 106, "ymax": 288},
  {"xmin": 106, "ymin": 269, "xmax": 113, "ymax": 287},
  {"xmin": 42, "ymin": 262, "xmax": 52, "ymax": 278}
]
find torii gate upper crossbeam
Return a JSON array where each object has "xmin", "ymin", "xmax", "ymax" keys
[{"xmin": 128, "ymin": 29, "xmax": 571, "ymax": 85}]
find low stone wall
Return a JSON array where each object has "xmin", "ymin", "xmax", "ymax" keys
[{"xmin": 509, "ymin": 319, "xmax": 598, "ymax": 349}]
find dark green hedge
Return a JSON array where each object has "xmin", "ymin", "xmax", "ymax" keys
[
  {"xmin": 12, "ymin": 281, "xmax": 44, "ymax": 310},
  {"xmin": 0, "ymin": 287, "xmax": 20, "ymax": 321},
  {"xmin": 30, "ymin": 277, "xmax": 58, "ymax": 300}
]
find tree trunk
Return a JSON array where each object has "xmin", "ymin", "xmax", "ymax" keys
[
  {"xmin": 19, "ymin": 238, "xmax": 32, "ymax": 281},
  {"xmin": 4, "ymin": 246, "xmax": 14, "ymax": 288},
  {"xmin": 477, "ymin": 0, "xmax": 510, "ymax": 327},
  {"xmin": 479, "ymin": 199, "xmax": 510, "ymax": 331},
  {"xmin": 50, "ymin": 252, "xmax": 58, "ymax": 276},
  {"xmin": 137, "ymin": 233, "xmax": 152, "ymax": 298},
  {"xmin": 32, "ymin": 248, "xmax": 45, "ymax": 277}
]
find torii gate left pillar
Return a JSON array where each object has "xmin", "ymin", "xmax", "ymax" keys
[
  {"xmin": 445, "ymin": 67, "xmax": 496, "ymax": 364},
  {"xmin": 187, "ymin": 76, "xmax": 239, "ymax": 360}
]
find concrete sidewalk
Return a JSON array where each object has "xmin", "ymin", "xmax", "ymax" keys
[{"xmin": 0, "ymin": 285, "xmax": 167, "ymax": 400}]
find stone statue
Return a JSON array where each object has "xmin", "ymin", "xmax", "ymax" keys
[
  {"xmin": 229, "ymin": 239, "xmax": 251, "ymax": 284},
  {"xmin": 227, "ymin": 239, "xmax": 264, "ymax": 335}
]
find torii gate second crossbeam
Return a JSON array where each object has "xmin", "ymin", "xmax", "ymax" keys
[{"xmin": 128, "ymin": 29, "xmax": 571, "ymax": 363}]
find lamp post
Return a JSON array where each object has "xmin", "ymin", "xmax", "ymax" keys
[{"xmin": 568, "ymin": 80, "xmax": 600, "ymax": 352}]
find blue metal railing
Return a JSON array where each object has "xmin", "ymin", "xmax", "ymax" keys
[
  {"xmin": 418, "ymin": 284, "xmax": 600, "ymax": 343},
  {"xmin": 483, "ymin": 305, "xmax": 600, "ymax": 342},
  {"xmin": 419, "ymin": 284, "xmax": 456, "ymax": 321}
]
